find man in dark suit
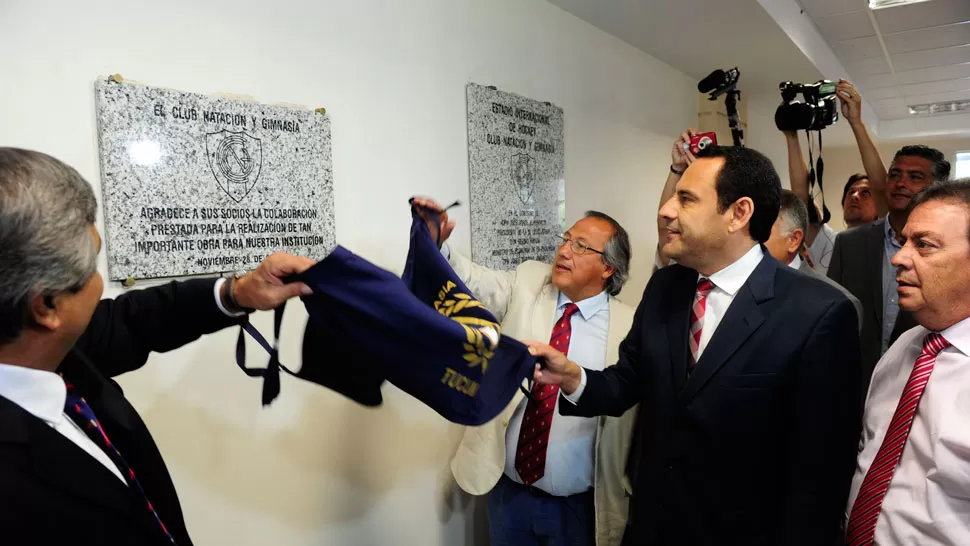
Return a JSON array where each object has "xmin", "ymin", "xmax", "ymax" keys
[
  {"xmin": 527, "ymin": 146, "xmax": 862, "ymax": 546},
  {"xmin": 828, "ymin": 144, "xmax": 951, "ymax": 396},
  {"xmin": 0, "ymin": 148, "xmax": 314, "ymax": 545}
]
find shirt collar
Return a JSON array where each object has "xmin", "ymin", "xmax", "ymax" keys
[
  {"xmin": 701, "ymin": 244, "xmax": 764, "ymax": 297},
  {"xmin": 940, "ymin": 316, "xmax": 970, "ymax": 357},
  {"xmin": 0, "ymin": 363, "xmax": 67, "ymax": 426},
  {"xmin": 884, "ymin": 218, "xmax": 903, "ymax": 249},
  {"xmin": 788, "ymin": 254, "xmax": 802, "ymax": 270},
  {"xmin": 557, "ymin": 290, "xmax": 609, "ymax": 320}
]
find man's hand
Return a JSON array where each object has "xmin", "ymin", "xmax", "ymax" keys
[
  {"xmin": 411, "ymin": 196, "xmax": 456, "ymax": 246},
  {"xmin": 524, "ymin": 340, "xmax": 583, "ymax": 395},
  {"xmin": 837, "ymin": 79, "xmax": 863, "ymax": 125},
  {"xmin": 233, "ymin": 252, "xmax": 316, "ymax": 310},
  {"xmin": 672, "ymin": 128, "xmax": 697, "ymax": 173}
]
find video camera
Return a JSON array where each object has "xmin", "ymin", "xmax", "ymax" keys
[
  {"xmin": 697, "ymin": 67, "xmax": 744, "ymax": 147},
  {"xmin": 775, "ymin": 80, "xmax": 839, "ymax": 132}
]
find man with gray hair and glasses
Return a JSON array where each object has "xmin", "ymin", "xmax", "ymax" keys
[
  {"xmin": 413, "ymin": 197, "xmax": 636, "ymax": 546},
  {"xmin": 0, "ymin": 148, "xmax": 315, "ymax": 545}
]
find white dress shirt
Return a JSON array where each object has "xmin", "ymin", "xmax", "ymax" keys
[
  {"xmin": 788, "ymin": 254, "xmax": 802, "ymax": 271},
  {"xmin": 846, "ymin": 316, "xmax": 970, "ymax": 546},
  {"xmin": 567, "ymin": 245, "xmax": 764, "ymax": 399},
  {"xmin": 808, "ymin": 223, "xmax": 837, "ymax": 277},
  {"xmin": 505, "ymin": 290, "xmax": 610, "ymax": 496},
  {"xmin": 0, "ymin": 363, "xmax": 127, "ymax": 483},
  {"xmin": 0, "ymin": 282, "xmax": 239, "ymax": 485}
]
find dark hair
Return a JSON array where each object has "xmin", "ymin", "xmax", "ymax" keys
[
  {"xmin": 841, "ymin": 173, "xmax": 869, "ymax": 205},
  {"xmin": 893, "ymin": 145, "xmax": 951, "ymax": 182},
  {"xmin": 778, "ymin": 189, "xmax": 809, "ymax": 238},
  {"xmin": 909, "ymin": 178, "xmax": 970, "ymax": 242},
  {"xmin": 695, "ymin": 145, "xmax": 781, "ymax": 243},
  {"xmin": 583, "ymin": 210, "xmax": 631, "ymax": 296}
]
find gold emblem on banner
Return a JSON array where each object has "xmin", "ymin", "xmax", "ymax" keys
[{"xmin": 434, "ymin": 280, "xmax": 500, "ymax": 374}]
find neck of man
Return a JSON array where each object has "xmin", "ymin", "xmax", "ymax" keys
[
  {"xmin": 888, "ymin": 210, "xmax": 909, "ymax": 241},
  {"xmin": 696, "ymin": 238, "xmax": 759, "ymax": 278},
  {"xmin": 560, "ymin": 284, "xmax": 606, "ymax": 304},
  {"xmin": 0, "ymin": 333, "xmax": 68, "ymax": 373},
  {"xmin": 917, "ymin": 309, "xmax": 970, "ymax": 334}
]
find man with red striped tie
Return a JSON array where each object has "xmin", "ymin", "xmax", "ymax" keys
[
  {"xmin": 528, "ymin": 146, "xmax": 863, "ymax": 546},
  {"xmin": 845, "ymin": 178, "xmax": 970, "ymax": 546},
  {"xmin": 414, "ymin": 198, "xmax": 638, "ymax": 546}
]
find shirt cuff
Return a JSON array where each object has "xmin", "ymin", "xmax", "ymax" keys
[
  {"xmin": 440, "ymin": 242, "xmax": 451, "ymax": 260},
  {"xmin": 213, "ymin": 278, "xmax": 247, "ymax": 318},
  {"xmin": 562, "ymin": 367, "xmax": 587, "ymax": 405}
]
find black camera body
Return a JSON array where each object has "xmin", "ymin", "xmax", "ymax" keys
[{"xmin": 775, "ymin": 80, "xmax": 839, "ymax": 132}]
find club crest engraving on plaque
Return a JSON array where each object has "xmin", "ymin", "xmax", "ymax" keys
[{"xmin": 205, "ymin": 130, "xmax": 263, "ymax": 202}]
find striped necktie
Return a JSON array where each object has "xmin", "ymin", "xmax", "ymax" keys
[
  {"xmin": 514, "ymin": 302, "xmax": 580, "ymax": 485},
  {"xmin": 845, "ymin": 332, "xmax": 950, "ymax": 546},
  {"xmin": 64, "ymin": 384, "xmax": 176, "ymax": 544},
  {"xmin": 689, "ymin": 278, "xmax": 715, "ymax": 370}
]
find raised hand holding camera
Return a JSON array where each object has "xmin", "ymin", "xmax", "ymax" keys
[{"xmin": 837, "ymin": 79, "xmax": 863, "ymax": 124}]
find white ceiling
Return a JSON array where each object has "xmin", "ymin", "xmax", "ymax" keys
[
  {"xmin": 802, "ymin": 0, "xmax": 970, "ymax": 120},
  {"xmin": 546, "ymin": 0, "xmax": 825, "ymax": 120},
  {"xmin": 547, "ymin": 0, "xmax": 970, "ymax": 144}
]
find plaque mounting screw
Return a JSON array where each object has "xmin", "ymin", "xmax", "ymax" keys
[
  {"xmin": 123, "ymin": 277, "xmax": 136, "ymax": 288},
  {"xmin": 108, "ymin": 74, "xmax": 125, "ymax": 83},
  {"xmin": 314, "ymin": 107, "xmax": 327, "ymax": 115}
]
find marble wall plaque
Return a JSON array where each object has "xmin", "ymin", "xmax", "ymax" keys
[
  {"xmin": 466, "ymin": 83, "xmax": 565, "ymax": 270},
  {"xmin": 94, "ymin": 79, "xmax": 335, "ymax": 280}
]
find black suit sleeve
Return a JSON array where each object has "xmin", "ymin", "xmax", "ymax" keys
[
  {"xmin": 827, "ymin": 233, "xmax": 844, "ymax": 285},
  {"xmin": 73, "ymin": 279, "xmax": 241, "ymax": 378},
  {"xmin": 779, "ymin": 297, "xmax": 862, "ymax": 545},
  {"xmin": 559, "ymin": 284, "xmax": 648, "ymax": 418}
]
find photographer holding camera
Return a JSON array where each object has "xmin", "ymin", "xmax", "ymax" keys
[
  {"xmin": 825, "ymin": 79, "xmax": 952, "ymax": 398},
  {"xmin": 781, "ymin": 80, "xmax": 885, "ymax": 276}
]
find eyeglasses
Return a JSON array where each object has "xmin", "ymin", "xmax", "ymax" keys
[{"xmin": 556, "ymin": 233, "xmax": 604, "ymax": 256}]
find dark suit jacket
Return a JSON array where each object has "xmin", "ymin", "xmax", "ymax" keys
[
  {"xmin": 562, "ymin": 253, "xmax": 862, "ymax": 546},
  {"xmin": 827, "ymin": 218, "xmax": 917, "ymax": 396},
  {"xmin": 0, "ymin": 279, "xmax": 238, "ymax": 546}
]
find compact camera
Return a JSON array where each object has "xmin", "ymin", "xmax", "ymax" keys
[{"xmin": 684, "ymin": 132, "xmax": 717, "ymax": 155}]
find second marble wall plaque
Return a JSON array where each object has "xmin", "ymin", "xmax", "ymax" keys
[
  {"xmin": 94, "ymin": 78, "xmax": 335, "ymax": 280},
  {"xmin": 466, "ymin": 83, "xmax": 565, "ymax": 270}
]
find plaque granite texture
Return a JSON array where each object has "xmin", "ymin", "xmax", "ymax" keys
[
  {"xmin": 466, "ymin": 83, "xmax": 565, "ymax": 270},
  {"xmin": 94, "ymin": 79, "xmax": 335, "ymax": 280}
]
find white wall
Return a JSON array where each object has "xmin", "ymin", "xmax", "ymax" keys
[
  {"xmin": 0, "ymin": 1, "xmax": 696, "ymax": 545},
  {"xmin": 745, "ymin": 107, "xmax": 792, "ymax": 189}
]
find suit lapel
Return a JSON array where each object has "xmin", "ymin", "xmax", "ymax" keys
[
  {"xmin": 679, "ymin": 255, "xmax": 775, "ymax": 403},
  {"xmin": 604, "ymin": 298, "xmax": 625, "ymax": 367},
  {"xmin": 532, "ymin": 283, "xmax": 559, "ymax": 346},
  {"xmin": 665, "ymin": 268, "xmax": 699, "ymax": 395},
  {"xmin": 866, "ymin": 220, "xmax": 887, "ymax": 330},
  {"xmin": 0, "ymin": 395, "xmax": 144, "ymax": 525}
]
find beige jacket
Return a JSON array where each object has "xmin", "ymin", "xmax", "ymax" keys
[{"xmin": 447, "ymin": 252, "xmax": 637, "ymax": 546}]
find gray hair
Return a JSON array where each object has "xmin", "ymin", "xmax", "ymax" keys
[
  {"xmin": 778, "ymin": 190, "xmax": 809, "ymax": 240},
  {"xmin": 0, "ymin": 148, "xmax": 99, "ymax": 344},
  {"xmin": 583, "ymin": 210, "xmax": 631, "ymax": 297}
]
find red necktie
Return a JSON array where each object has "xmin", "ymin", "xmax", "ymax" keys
[
  {"xmin": 845, "ymin": 332, "xmax": 950, "ymax": 546},
  {"xmin": 514, "ymin": 302, "xmax": 580, "ymax": 485},
  {"xmin": 689, "ymin": 279, "xmax": 715, "ymax": 370}
]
